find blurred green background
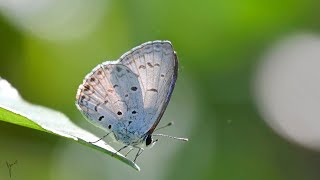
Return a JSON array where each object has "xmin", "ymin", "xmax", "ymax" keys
[{"xmin": 1, "ymin": 0, "xmax": 320, "ymax": 179}]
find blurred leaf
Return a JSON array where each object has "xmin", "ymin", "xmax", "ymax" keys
[{"xmin": 0, "ymin": 78, "xmax": 140, "ymax": 171}]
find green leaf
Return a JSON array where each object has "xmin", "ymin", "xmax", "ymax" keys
[{"xmin": 0, "ymin": 78, "xmax": 140, "ymax": 171}]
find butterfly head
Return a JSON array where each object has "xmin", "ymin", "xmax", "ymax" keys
[
  {"xmin": 146, "ymin": 134, "xmax": 152, "ymax": 146},
  {"xmin": 144, "ymin": 134, "xmax": 158, "ymax": 148}
]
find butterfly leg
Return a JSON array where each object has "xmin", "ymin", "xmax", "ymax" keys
[
  {"xmin": 89, "ymin": 132, "xmax": 112, "ymax": 144},
  {"xmin": 133, "ymin": 147, "xmax": 144, "ymax": 162},
  {"xmin": 125, "ymin": 147, "xmax": 134, "ymax": 157},
  {"xmin": 112, "ymin": 145, "xmax": 128, "ymax": 156}
]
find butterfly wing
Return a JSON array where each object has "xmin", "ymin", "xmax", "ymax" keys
[
  {"xmin": 76, "ymin": 62, "xmax": 144, "ymax": 132},
  {"xmin": 120, "ymin": 40, "xmax": 178, "ymax": 134}
]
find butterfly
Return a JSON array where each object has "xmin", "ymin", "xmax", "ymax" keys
[{"xmin": 75, "ymin": 40, "xmax": 188, "ymax": 162}]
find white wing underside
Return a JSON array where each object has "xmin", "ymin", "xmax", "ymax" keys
[{"xmin": 76, "ymin": 40, "xmax": 177, "ymax": 136}]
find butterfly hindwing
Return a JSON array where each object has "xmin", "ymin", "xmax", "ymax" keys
[
  {"xmin": 76, "ymin": 63, "xmax": 144, "ymax": 131},
  {"xmin": 76, "ymin": 65, "xmax": 117, "ymax": 129}
]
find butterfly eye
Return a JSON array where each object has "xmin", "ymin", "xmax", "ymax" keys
[
  {"xmin": 108, "ymin": 125, "xmax": 111, "ymax": 129},
  {"xmin": 145, "ymin": 135, "xmax": 152, "ymax": 146},
  {"xmin": 132, "ymin": 111, "xmax": 137, "ymax": 114},
  {"xmin": 117, "ymin": 111, "xmax": 122, "ymax": 115}
]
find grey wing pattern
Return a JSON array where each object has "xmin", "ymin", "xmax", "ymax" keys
[
  {"xmin": 120, "ymin": 40, "xmax": 178, "ymax": 133},
  {"xmin": 102, "ymin": 63, "xmax": 145, "ymax": 124},
  {"xmin": 76, "ymin": 63, "xmax": 144, "ymax": 131}
]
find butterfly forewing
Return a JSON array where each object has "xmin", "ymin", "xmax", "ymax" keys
[{"xmin": 120, "ymin": 41, "xmax": 178, "ymax": 134}]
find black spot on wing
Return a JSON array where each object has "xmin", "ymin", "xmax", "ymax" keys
[
  {"xmin": 80, "ymin": 95, "xmax": 85, "ymax": 103},
  {"xmin": 98, "ymin": 116, "xmax": 104, "ymax": 121},
  {"xmin": 139, "ymin": 65, "xmax": 146, "ymax": 69},
  {"xmin": 83, "ymin": 85, "xmax": 90, "ymax": 91},
  {"xmin": 116, "ymin": 66, "xmax": 122, "ymax": 72},
  {"xmin": 94, "ymin": 103, "xmax": 100, "ymax": 111},
  {"xmin": 147, "ymin": 88, "xmax": 158, "ymax": 93}
]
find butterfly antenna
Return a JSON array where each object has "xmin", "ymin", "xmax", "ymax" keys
[
  {"xmin": 152, "ymin": 134, "xmax": 189, "ymax": 141},
  {"xmin": 89, "ymin": 132, "xmax": 111, "ymax": 144},
  {"xmin": 154, "ymin": 122, "xmax": 174, "ymax": 132}
]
